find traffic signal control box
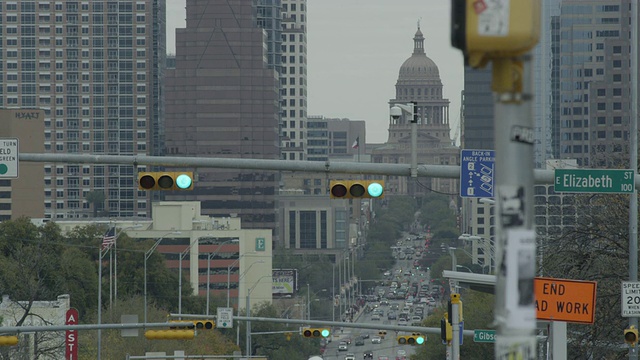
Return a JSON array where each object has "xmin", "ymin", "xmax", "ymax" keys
[
  {"xmin": 625, "ymin": 326, "xmax": 638, "ymax": 347},
  {"xmin": 329, "ymin": 180, "xmax": 384, "ymax": 199},
  {"xmin": 138, "ymin": 172, "xmax": 194, "ymax": 190},
  {"xmin": 302, "ymin": 327, "xmax": 330, "ymax": 338},
  {"xmin": 451, "ymin": 0, "xmax": 540, "ymax": 68}
]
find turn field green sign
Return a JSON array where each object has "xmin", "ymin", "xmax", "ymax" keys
[{"xmin": 554, "ymin": 169, "xmax": 634, "ymax": 194}]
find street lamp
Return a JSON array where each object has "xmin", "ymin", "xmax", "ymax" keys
[
  {"xmin": 178, "ymin": 234, "xmax": 212, "ymax": 317},
  {"xmin": 227, "ymin": 252, "xmax": 257, "ymax": 307},
  {"xmin": 456, "ymin": 265, "xmax": 473, "ymax": 273},
  {"xmin": 206, "ymin": 239, "xmax": 239, "ymax": 315},
  {"xmin": 144, "ymin": 231, "xmax": 182, "ymax": 325},
  {"xmin": 246, "ymin": 274, "xmax": 272, "ymax": 356}
]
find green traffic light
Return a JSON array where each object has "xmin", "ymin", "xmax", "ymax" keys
[
  {"xmin": 416, "ymin": 336, "xmax": 425, "ymax": 345},
  {"xmin": 176, "ymin": 174, "xmax": 192, "ymax": 189},
  {"xmin": 321, "ymin": 329, "xmax": 330, "ymax": 337},
  {"xmin": 367, "ymin": 182, "xmax": 383, "ymax": 197}
]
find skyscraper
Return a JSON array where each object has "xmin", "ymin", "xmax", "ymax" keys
[
  {"xmin": 0, "ymin": 1, "xmax": 165, "ymax": 218},
  {"xmin": 555, "ymin": 0, "xmax": 637, "ymax": 167},
  {"xmin": 280, "ymin": 0, "xmax": 308, "ymax": 161},
  {"xmin": 164, "ymin": 0, "xmax": 280, "ymax": 231}
]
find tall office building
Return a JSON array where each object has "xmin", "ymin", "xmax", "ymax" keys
[
  {"xmin": 164, "ymin": 0, "xmax": 280, "ymax": 231},
  {"xmin": 280, "ymin": 0, "xmax": 307, "ymax": 161},
  {"xmin": 0, "ymin": 1, "xmax": 165, "ymax": 218},
  {"xmin": 556, "ymin": 0, "xmax": 638, "ymax": 167}
]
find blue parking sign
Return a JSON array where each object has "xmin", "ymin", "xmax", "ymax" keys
[{"xmin": 460, "ymin": 149, "xmax": 495, "ymax": 198}]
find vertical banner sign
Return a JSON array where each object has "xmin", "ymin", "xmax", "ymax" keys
[{"xmin": 65, "ymin": 308, "xmax": 79, "ymax": 360}]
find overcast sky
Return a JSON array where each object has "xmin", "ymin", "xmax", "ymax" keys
[{"xmin": 166, "ymin": 1, "xmax": 464, "ymax": 144}]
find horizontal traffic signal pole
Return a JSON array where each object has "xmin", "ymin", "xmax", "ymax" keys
[
  {"xmin": 18, "ymin": 153, "xmax": 559, "ymax": 185},
  {"xmin": 173, "ymin": 313, "xmax": 476, "ymax": 337},
  {"xmin": 0, "ymin": 321, "xmax": 195, "ymax": 334}
]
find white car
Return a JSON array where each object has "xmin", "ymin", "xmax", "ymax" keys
[
  {"xmin": 338, "ymin": 341, "xmax": 348, "ymax": 351},
  {"xmin": 371, "ymin": 336, "xmax": 382, "ymax": 344},
  {"xmin": 344, "ymin": 353, "xmax": 356, "ymax": 360}
]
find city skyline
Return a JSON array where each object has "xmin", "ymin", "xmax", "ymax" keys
[{"xmin": 166, "ymin": 0, "xmax": 465, "ymax": 144}]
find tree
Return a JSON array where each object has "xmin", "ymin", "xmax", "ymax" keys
[
  {"xmin": 413, "ymin": 290, "xmax": 495, "ymax": 359},
  {"xmin": 539, "ymin": 193, "xmax": 628, "ymax": 359},
  {"xmin": 78, "ymin": 296, "xmax": 238, "ymax": 359}
]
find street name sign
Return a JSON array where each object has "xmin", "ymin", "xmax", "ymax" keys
[
  {"xmin": 474, "ymin": 329, "xmax": 496, "ymax": 343},
  {"xmin": 217, "ymin": 307, "xmax": 233, "ymax": 329},
  {"xmin": 460, "ymin": 149, "xmax": 495, "ymax": 198},
  {"xmin": 0, "ymin": 138, "xmax": 18, "ymax": 178},
  {"xmin": 554, "ymin": 169, "xmax": 634, "ymax": 194},
  {"xmin": 622, "ymin": 282, "xmax": 640, "ymax": 317},
  {"xmin": 534, "ymin": 277, "xmax": 597, "ymax": 324}
]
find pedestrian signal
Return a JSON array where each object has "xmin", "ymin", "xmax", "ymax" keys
[
  {"xmin": 138, "ymin": 172, "xmax": 194, "ymax": 190},
  {"xmin": 329, "ymin": 180, "xmax": 384, "ymax": 199}
]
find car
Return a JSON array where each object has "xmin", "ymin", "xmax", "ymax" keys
[
  {"xmin": 371, "ymin": 336, "xmax": 382, "ymax": 344},
  {"xmin": 344, "ymin": 337, "xmax": 352, "ymax": 345},
  {"xmin": 387, "ymin": 311, "xmax": 397, "ymax": 320},
  {"xmin": 364, "ymin": 351, "xmax": 374, "ymax": 359},
  {"xmin": 345, "ymin": 353, "xmax": 356, "ymax": 360},
  {"xmin": 355, "ymin": 338, "xmax": 365, "ymax": 346},
  {"xmin": 360, "ymin": 333, "xmax": 370, "ymax": 339},
  {"xmin": 398, "ymin": 318, "xmax": 408, "ymax": 326},
  {"xmin": 378, "ymin": 357, "xmax": 389, "ymax": 360},
  {"xmin": 396, "ymin": 349, "xmax": 407, "ymax": 360},
  {"xmin": 371, "ymin": 314, "xmax": 381, "ymax": 321},
  {"xmin": 338, "ymin": 341, "xmax": 348, "ymax": 351}
]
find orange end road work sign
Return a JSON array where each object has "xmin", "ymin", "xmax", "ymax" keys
[{"xmin": 534, "ymin": 277, "xmax": 597, "ymax": 324}]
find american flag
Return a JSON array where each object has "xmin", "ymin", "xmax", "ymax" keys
[{"xmin": 101, "ymin": 226, "xmax": 116, "ymax": 250}]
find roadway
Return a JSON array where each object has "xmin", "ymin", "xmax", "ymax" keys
[{"xmin": 322, "ymin": 233, "xmax": 433, "ymax": 360}]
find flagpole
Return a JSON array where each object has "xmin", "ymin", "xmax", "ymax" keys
[
  {"xmin": 114, "ymin": 230, "xmax": 117, "ymax": 309},
  {"xmin": 109, "ymin": 247, "xmax": 113, "ymax": 319}
]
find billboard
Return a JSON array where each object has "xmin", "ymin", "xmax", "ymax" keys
[{"xmin": 272, "ymin": 269, "xmax": 297, "ymax": 295}]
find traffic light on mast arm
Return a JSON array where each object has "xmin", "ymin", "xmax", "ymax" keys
[
  {"xmin": 169, "ymin": 319, "xmax": 214, "ymax": 330},
  {"xmin": 625, "ymin": 326, "xmax": 639, "ymax": 347},
  {"xmin": 302, "ymin": 327, "xmax": 330, "ymax": 338},
  {"xmin": 450, "ymin": 0, "xmax": 540, "ymax": 69},
  {"xmin": 397, "ymin": 333, "xmax": 426, "ymax": 345},
  {"xmin": 0, "ymin": 336, "xmax": 18, "ymax": 346},
  {"xmin": 137, "ymin": 171, "xmax": 194, "ymax": 191},
  {"xmin": 329, "ymin": 180, "xmax": 384, "ymax": 199}
]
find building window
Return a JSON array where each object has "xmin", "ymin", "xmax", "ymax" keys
[{"xmin": 299, "ymin": 211, "xmax": 316, "ymax": 249}]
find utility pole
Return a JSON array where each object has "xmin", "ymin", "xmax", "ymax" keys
[{"xmin": 629, "ymin": 1, "xmax": 639, "ymax": 359}]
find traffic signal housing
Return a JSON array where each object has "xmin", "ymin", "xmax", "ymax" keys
[
  {"xmin": 144, "ymin": 329, "xmax": 195, "ymax": 340},
  {"xmin": 138, "ymin": 172, "xmax": 194, "ymax": 191},
  {"xmin": 302, "ymin": 327, "xmax": 330, "ymax": 338},
  {"xmin": 625, "ymin": 326, "xmax": 639, "ymax": 347},
  {"xmin": 169, "ymin": 319, "xmax": 214, "ymax": 330},
  {"xmin": 0, "ymin": 336, "xmax": 18, "ymax": 346},
  {"xmin": 378, "ymin": 330, "xmax": 387, "ymax": 338},
  {"xmin": 451, "ymin": 0, "xmax": 540, "ymax": 68},
  {"xmin": 397, "ymin": 333, "xmax": 425, "ymax": 345},
  {"xmin": 441, "ymin": 315, "xmax": 452, "ymax": 342},
  {"xmin": 329, "ymin": 180, "xmax": 384, "ymax": 199}
]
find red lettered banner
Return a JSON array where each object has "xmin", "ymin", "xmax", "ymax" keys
[{"xmin": 65, "ymin": 308, "xmax": 78, "ymax": 360}]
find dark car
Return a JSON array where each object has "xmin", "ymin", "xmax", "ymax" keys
[
  {"xmin": 364, "ymin": 351, "xmax": 374, "ymax": 359},
  {"xmin": 360, "ymin": 333, "xmax": 370, "ymax": 339}
]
